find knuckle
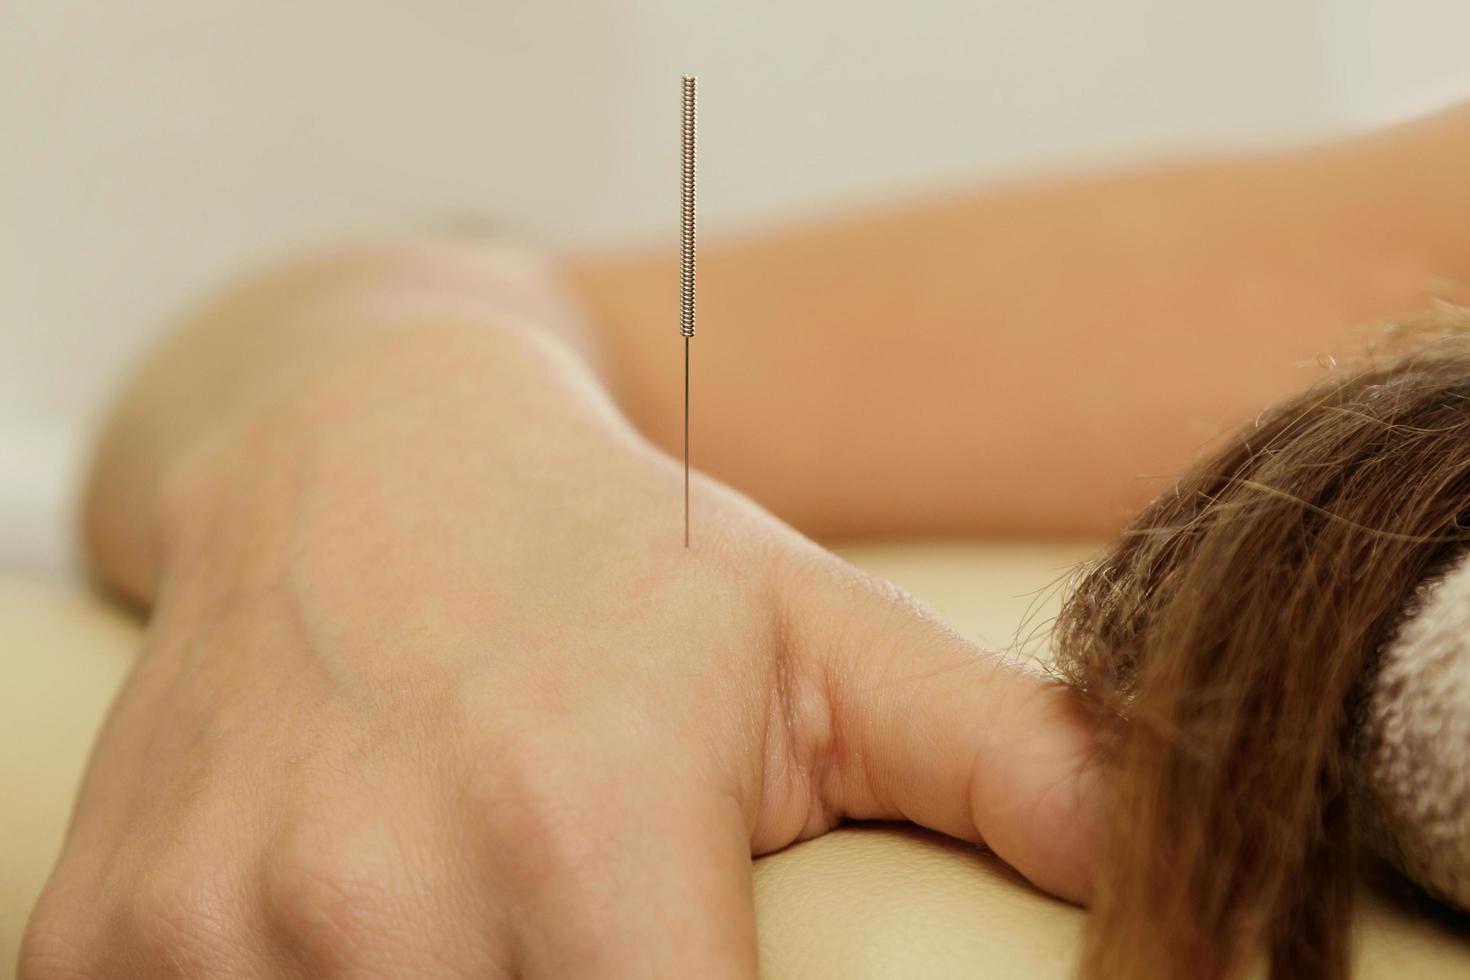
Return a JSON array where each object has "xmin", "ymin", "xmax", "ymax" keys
[
  {"xmin": 479, "ymin": 729, "xmax": 611, "ymax": 891},
  {"xmin": 128, "ymin": 863, "xmax": 243, "ymax": 976},
  {"xmin": 262, "ymin": 823, "xmax": 395, "ymax": 973},
  {"xmin": 18, "ymin": 904, "xmax": 99, "ymax": 980},
  {"xmin": 15, "ymin": 949, "xmax": 97, "ymax": 980}
]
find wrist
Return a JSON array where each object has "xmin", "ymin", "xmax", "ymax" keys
[{"xmin": 151, "ymin": 317, "xmax": 633, "ymax": 600}]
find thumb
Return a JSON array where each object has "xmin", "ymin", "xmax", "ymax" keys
[{"xmin": 780, "ymin": 553, "xmax": 1106, "ymax": 904}]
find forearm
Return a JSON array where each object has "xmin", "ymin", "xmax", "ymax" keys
[
  {"xmin": 83, "ymin": 241, "xmax": 612, "ymax": 607},
  {"xmin": 569, "ymin": 106, "xmax": 1470, "ymax": 538}
]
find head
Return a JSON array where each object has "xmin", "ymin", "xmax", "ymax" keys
[{"xmin": 1053, "ymin": 308, "xmax": 1470, "ymax": 979}]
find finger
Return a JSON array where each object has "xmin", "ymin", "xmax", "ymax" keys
[
  {"xmin": 785, "ymin": 558, "xmax": 1105, "ymax": 904},
  {"xmin": 506, "ymin": 770, "xmax": 758, "ymax": 980}
]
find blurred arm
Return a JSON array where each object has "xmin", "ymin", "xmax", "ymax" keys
[{"xmin": 569, "ymin": 106, "xmax": 1470, "ymax": 538}]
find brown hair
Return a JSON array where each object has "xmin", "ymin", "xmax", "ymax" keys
[{"xmin": 1053, "ymin": 311, "xmax": 1470, "ymax": 979}]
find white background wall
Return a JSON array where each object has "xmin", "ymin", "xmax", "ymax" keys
[{"xmin": 4, "ymin": 0, "xmax": 1470, "ymax": 570}]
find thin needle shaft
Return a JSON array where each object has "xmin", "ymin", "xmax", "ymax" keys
[
  {"xmin": 684, "ymin": 335, "xmax": 690, "ymax": 547},
  {"xmin": 680, "ymin": 75, "xmax": 696, "ymax": 548}
]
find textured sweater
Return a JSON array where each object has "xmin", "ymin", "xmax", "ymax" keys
[{"xmin": 1364, "ymin": 552, "xmax": 1470, "ymax": 910}]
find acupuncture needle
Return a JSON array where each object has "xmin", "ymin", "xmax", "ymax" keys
[{"xmin": 680, "ymin": 75, "xmax": 697, "ymax": 548}]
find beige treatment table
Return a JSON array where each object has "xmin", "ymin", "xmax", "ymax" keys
[{"xmin": 4, "ymin": 542, "xmax": 1470, "ymax": 978}]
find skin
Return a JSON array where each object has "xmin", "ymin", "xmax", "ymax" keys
[
  {"xmin": 20, "ymin": 248, "xmax": 1100, "ymax": 978},
  {"xmin": 573, "ymin": 104, "xmax": 1470, "ymax": 537},
  {"xmin": 19, "ymin": 105, "xmax": 1470, "ymax": 977}
]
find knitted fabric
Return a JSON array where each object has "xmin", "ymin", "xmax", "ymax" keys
[{"xmin": 1363, "ymin": 552, "xmax": 1470, "ymax": 910}]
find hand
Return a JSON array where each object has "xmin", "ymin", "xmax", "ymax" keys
[{"xmin": 21, "ymin": 315, "xmax": 1101, "ymax": 978}]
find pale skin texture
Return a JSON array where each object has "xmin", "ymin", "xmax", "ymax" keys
[{"xmin": 19, "ymin": 105, "xmax": 1470, "ymax": 978}]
